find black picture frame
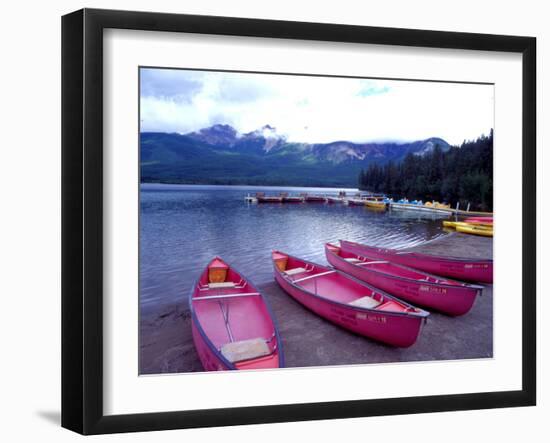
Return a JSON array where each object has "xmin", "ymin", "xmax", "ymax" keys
[{"xmin": 61, "ymin": 8, "xmax": 536, "ymax": 435}]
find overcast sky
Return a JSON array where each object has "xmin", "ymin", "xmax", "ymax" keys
[{"xmin": 140, "ymin": 68, "xmax": 494, "ymax": 145}]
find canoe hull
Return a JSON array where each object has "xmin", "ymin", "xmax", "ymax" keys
[
  {"xmin": 326, "ymin": 246, "xmax": 480, "ymax": 316},
  {"xmin": 341, "ymin": 240, "xmax": 493, "ymax": 284},
  {"xmin": 273, "ymin": 263, "xmax": 426, "ymax": 348},
  {"xmin": 191, "ymin": 318, "xmax": 232, "ymax": 371},
  {"xmin": 456, "ymin": 225, "xmax": 494, "ymax": 237},
  {"xmin": 190, "ymin": 257, "xmax": 283, "ymax": 371}
]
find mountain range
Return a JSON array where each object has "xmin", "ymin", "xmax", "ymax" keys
[{"xmin": 140, "ymin": 124, "xmax": 451, "ymax": 187}]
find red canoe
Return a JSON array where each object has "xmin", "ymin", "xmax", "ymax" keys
[
  {"xmin": 340, "ymin": 240, "xmax": 493, "ymax": 283},
  {"xmin": 272, "ymin": 251, "xmax": 429, "ymax": 347},
  {"xmin": 190, "ymin": 257, "xmax": 284, "ymax": 371},
  {"xmin": 325, "ymin": 243, "xmax": 482, "ymax": 316}
]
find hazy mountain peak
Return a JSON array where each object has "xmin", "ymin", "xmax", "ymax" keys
[
  {"xmin": 411, "ymin": 137, "xmax": 451, "ymax": 157},
  {"xmin": 187, "ymin": 124, "xmax": 238, "ymax": 146},
  {"xmin": 182, "ymin": 124, "xmax": 449, "ymax": 161}
]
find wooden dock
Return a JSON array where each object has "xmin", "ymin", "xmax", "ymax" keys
[
  {"xmin": 389, "ymin": 202, "xmax": 493, "ymax": 217},
  {"xmin": 243, "ymin": 193, "xmax": 493, "ymax": 217}
]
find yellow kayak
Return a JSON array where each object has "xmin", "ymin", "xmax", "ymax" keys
[
  {"xmin": 460, "ymin": 221, "xmax": 493, "ymax": 227},
  {"xmin": 443, "ymin": 221, "xmax": 493, "ymax": 229},
  {"xmin": 456, "ymin": 225, "xmax": 494, "ymax": 237},
  {"xmin": 426, "ymin": 201, "xmax": 451, "ymax": 209},
  {"xmin": 365, "ymin": 201, "xmax": 386, "ymax": 210}
]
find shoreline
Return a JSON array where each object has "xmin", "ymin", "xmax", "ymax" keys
[
  {"xmin": 140, "ymin": 182, "xmax": 360, "ymax": 192},
  {"xmin": 139, "ymin": 233, "xmax": 493, "ymax": 374}
]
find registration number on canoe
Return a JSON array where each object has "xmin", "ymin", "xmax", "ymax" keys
[
  {"xmin": 419, "ymin": 285, "xmax": 447, "ymax": 294},
  {"xmin": 356, "ymin": 313, "xmax": 387, "ymax": 323},
  {"xmin": 464, "ymin": 264, "xmax": 489, "ymax": 269}
]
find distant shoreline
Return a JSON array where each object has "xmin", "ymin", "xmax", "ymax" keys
[{"xmin": 140, "ymin": 182, "xmax": 361, "ymax": 192}]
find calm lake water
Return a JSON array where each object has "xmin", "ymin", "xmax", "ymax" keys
[{"xmin": 140, "ymin": 184, "xmax": 449, "ymax": 314}]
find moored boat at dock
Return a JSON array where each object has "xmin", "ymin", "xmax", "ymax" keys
[
  {"xmin": 390, "ymin": 201, "xmax": 450, "ymax": 214},
  {"xmin": 255, "ymin": 192, "xmax": 283, "ymax": 203},
  {"xmin": 300, "ymin": 193, "xmax": 327, "ymax": 202},
  {"xmin": 365, "ymin": 200, "xmax": 387, "ymax": 210},
  {"xmin": 326, "ymin": 196, "xmax": 344, "ymax": 204},
  {"xmin": 279, "ymin": 192, "xmax": 304, "ymax": 203},
  {"xmin": 346, "ymin": 198, "xmax": 366, "ymax": 206}
]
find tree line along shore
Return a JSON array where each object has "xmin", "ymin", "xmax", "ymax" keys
[{"xmin": 359, "ymin": 131, "xmax": 493, "ymax": 211}]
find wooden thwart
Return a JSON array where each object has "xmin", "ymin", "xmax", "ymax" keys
[
  {"xmin": 284, "ymin": 267, "xmax": 308, "ymax": 276},
  {"xmin": 221, "ymin": 338, "xmax": 271, "ymax": 363},
  {"xmin": 292, "ymin": 270, "xmax": 336, "ymax": 283},
  {"xmin": 194, "ymin": 292, "xmax": 260, "ymax": 301},
  {"xmin": 349, "ymin": 296, "xmax": 382, "ymax": 309},
  {"xmin": 208, "ymin": 282, "xmax": 236, "ymax": 289},
  {"xmin": 356, "ymin": 260, "xmax": 389, "ymax": 266}
]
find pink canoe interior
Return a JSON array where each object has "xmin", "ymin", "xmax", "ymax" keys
[
  {"xmin": 341, "ymin": 240, "xmax": 491, "ymax": 266},
  {"xmin": 193, "ymin": 258, "xmax": 279, "ymax": 369},
  {"xmin": 340, "ymin": 239, "xmax": 493, "ymax": 284},
  {"xmin": 272, "ymin": 251, "xmax": 413, "ymax": 314},
  {"xmin": 327, "ymin": 243, "xmax": 464, "ymax": 287}
]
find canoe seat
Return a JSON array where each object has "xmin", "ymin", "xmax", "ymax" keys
[
  {"xmin": 220, "ymin": 338, "xmax": 271, "ymax": 363},
  {"xmin": 208, "ymin": 282, "xmax": 236, "ymax": 289},
  {"xmin": 284, "ymin": 267, "xmax": 308, "ymax": 276},
  {"xmin": 349, "ymin": 296, "xmax": 382, "ymax": 309},
  {"xmin": 344, "ymin": 258, "xmax": 361, "ymax": 263}
]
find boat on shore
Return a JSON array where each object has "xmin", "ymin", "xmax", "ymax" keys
[
  {"xmin": 190, "ymin": 257, "xmax": 284, "ymax": 371},
  {"xmin": 443, "ymin": 221, "xmax": 493, "ymax": 236},
  {"xmin": 325, "ymin": 243, "xmax": 482, "ymax": 316},
  {"xmin": 464, "ymin": 216, "xmax": 493, "ymax": 224},
  {"xmin": 456, "ymin": 224, "xmax": 494, "ymax": 237},
  {"xmin": 443, "ymin": 221, "xmax": 493, "ymax": 229},
  {"xmin": 340, "ymin": 239, "xmax": 493, "ymax": 283},
  {"xmin": 272, "ymin": 251, "xmax": 429, "ymax": 347}
]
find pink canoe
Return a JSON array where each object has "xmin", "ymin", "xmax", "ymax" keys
[
  {"xmin": 325, "ymin": 243, "xmax": 482, "ymax": 316},
  {"xmin": 464, "ymin": 216, "xmax": 493, "ymax": 225},
  {"xmin": 464, "ymin": 216, "xmax": 493, "ymax": 223},
  {"xmin": 340, "ymin": 240, "xmax": 493, "ymax": 284},
  {"xmin": 190, "ymin": 257, "xmax": 284, "ymax": 371},
  {"xmin": 272, "ymin": 251, "xmax": 429, "ymax": 347}
]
